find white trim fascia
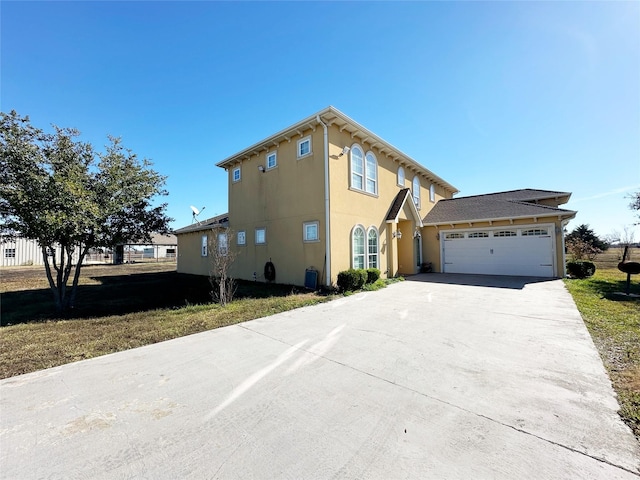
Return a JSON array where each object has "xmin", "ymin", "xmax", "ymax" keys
[
  {"xmin": 423, "ymin": 210, "xmax": 576, "ymax": 227},
  {"xmin": 216, "ymin": 106, "xmax": 458, "ymax": 194}
]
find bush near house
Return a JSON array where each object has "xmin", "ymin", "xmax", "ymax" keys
[
  {"xmin": 366, "ymin": 268, "xmax": 381, "ymax": 284},
  {"xmin": 566, "ymin": 260, "xmax": 596, "ymax": 279},
  {"xmin": 337, "ymin": 269, "xmax": 368, "ymax": 292}
]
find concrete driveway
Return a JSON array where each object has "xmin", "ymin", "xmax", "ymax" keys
[{"xmin": 1, "ymin": 275, "xmax": 639, "ymax": 479}]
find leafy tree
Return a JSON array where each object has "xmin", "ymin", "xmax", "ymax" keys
[
  {"xmin": 0, "ymin": 111, "xmax": 171, "ymax": 314},
  {"xmin": 565, "ymin": 224, "xmax": 608, "ymax": 253}
]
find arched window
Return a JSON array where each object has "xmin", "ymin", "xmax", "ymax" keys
[
  {"xmin": 365, "ymin": 152, "xmax": 377, "ymax": 194},
  {"xmin": 412, "ymin": 176, "xmax": 421, "ymax": 209},
  {"xmin": 352, "ymin": 226, "xmax": 365, "ymax": 269},
  {"xmin": 350, "ymin": 146, "xmax": 364, "ymax": 191},
  {"xmin": 367, "ymin": 227, "xmax": 378, "ymax": 268},
  {"xmin": 430, "ymin": 184, "xmax": 435, "ymax": 202},
  {"xmin": 397, "ymin": 166, "xmax": 405, "ymax": 186}
]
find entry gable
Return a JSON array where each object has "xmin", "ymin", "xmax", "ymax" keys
[{"xmin": 385, "ymin": 188, "xmax": 424, "ymax": 227}]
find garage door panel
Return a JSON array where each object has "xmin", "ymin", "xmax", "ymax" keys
[{"xmin": 442, "ymin": 228, "xmax": 554, "ymax": 277}]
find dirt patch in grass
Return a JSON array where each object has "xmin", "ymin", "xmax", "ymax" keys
[{"xmin": 564, "ymin": 264, "xmax": 640, "ymax": 439}]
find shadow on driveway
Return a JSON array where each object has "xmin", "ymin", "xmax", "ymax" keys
[{"xmin": 404, "ymin": 272, "xmax": 558, "ymax": 290}]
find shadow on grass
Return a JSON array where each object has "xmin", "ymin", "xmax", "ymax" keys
[
  {"xmin": 580, "ymin": 277, "xmax": 640, "ymax": 301},
  {"xmin": 1, "ymin": 271, "xmax": 312, "ymax": 326}
]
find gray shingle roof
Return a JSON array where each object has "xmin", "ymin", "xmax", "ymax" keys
[
  {"xmin": 423, "ymin": 189, "xmax": 576, "ymax": 225},
  {"xmin": 173, "ymin": 213, "xmax": 229, "ymax": 234},
  {"xmin": 385, "ymin": 188, "xmax": 411, "ymax": 222}
]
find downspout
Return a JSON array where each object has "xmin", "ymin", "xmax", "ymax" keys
[
  {"xmin": 561, "ymin": 219, "xmax": 569, "ymax": 277},
  {"xmin": 317, "ymin": 115, "xmax": 331, "ymax": 287}
]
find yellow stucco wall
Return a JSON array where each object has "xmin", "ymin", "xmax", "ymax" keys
[{"xmin": 177, "ymin": 230, "xmax": 213, "ymax": 276}]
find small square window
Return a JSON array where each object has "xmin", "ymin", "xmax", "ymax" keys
[
  {"xmin": 255, "ymin": 228, "xmax": 266, "ymax": 245},
  {"xmin": 297, "ymin": 136, "xmax": 311, "ymax": 158},
  {"xmin": 5, "ymin": 248, "xmax": 16, "ymax": 258},
  {"xmin": 232, "ymin": 167, "xmax": 241, "ymax": 182},
  {"xmin": 267, "ymin": 152, "xmax": 277, "ymax": 169},
  {"xmin": 303, "ymin": 221, "xmax": 319, "ymax": 242},
  {"xmin": 201, "ymin": 235, "xmax": 208, "ymax": 257},
  {"xmin": 237, "ymin": 230, "xmax": 246, "ymax": 245}
]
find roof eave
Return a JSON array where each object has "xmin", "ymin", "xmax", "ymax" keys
[{"xmin": 215, "ymin": 106, "xmax": 458, "ymax": 194}]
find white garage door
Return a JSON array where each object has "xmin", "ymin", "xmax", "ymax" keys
[{"xmin": 442, "ymin": 226, "xmax": 555, "ymax": 277}]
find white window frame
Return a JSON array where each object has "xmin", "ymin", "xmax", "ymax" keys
[
  {"xmin": 297, "ymin": 136, "xmax": 312, "ymax": 159},
  {"xmin": 303, "ymin": 221, "xmax": 319, "ymax": 242},
  {"xmin": 430, "ymin": 184, "xmax": 435, "ymax": 203},
  {"xmin": 5, "ymin": 248, "xmax": 16, "ymax": 258},
  {"xmin": 201, "ymin": 235, "xmax": 208, "ymax": 257},
  {"xmin": 232, "ymin": 167, "xmax": 241, "ymax": 183},
  {"xmin": 412, "ymin": 176, "xmax": 421, "ymax": 209},
  {"xmin": 237, "ymin": 230, "xmax": 246, "ymax": 245},
  {"xmin": 350, "ymin": 145, "xmax": 364, "ymax": 191},
  {"xmin": 365, "ymin": 152, "xmax": 378, "ymax": 195},
  {"xmin": 352, "ymin": 225, "xmax": 366, "ymax": 269},
  {"xmin": 217, "ymin": 232, "xmax": 228, "ymax": 256},
  {"xmin": 255, "ymin": 227, "xmax": 266, "ymax": 245},
  {"xmin": 267, "ymin": 151, "xmax": 277, "ymax": 170},
  {"xmin": 367, "ymin": 227, "xmax": 379, "ymax": 269},
  {"xmin": 397, "ymin": 166, "xmax": 405, "ymax": 187}
]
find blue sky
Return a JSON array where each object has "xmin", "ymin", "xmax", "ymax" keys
[{"xmin": 2, "ymin": 1, "xmax": 639, "ymax": 241}]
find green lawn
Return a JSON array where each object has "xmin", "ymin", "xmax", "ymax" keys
[{"xmin": 563, "ymin": 260, "xmax": 640, "ymax": 439}]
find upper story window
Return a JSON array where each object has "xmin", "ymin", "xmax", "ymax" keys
[
  {"xmin": 267, "ymin": 151, "xmax": 277, "ymax": 169},
  {"xmin": 412, "ymin": 176, "xmax": 421, "ymax": 209},
  {"xmin": 232, "ymin": 167, "xmax": 241, "ymax": 183},
  {"xmin": 237, "ymin": 230, "xmax": 246, "ymax": 245},
  {"xmin": 351, "ymin": 146, "xmax": 364, "ymax": 190},
  {"xmin": 397, "ymin": 166, "xmax": 405, "ymax": 186},
  {"xmin": 430, "ymin": 184, "xmax": 435, "ymax": 203},
  {"xmin": 350, "ymin": 145, "xmax": 377, "ymax": 195},
  {"xmin": 365, "ymin": 152, "xmax": 377, "ymax": 194},
  {"xmin": 201, "ymin": 235, "xmax": 208, "ymax": 257},
  {"xmin": 297, "ymin": 136, "xmax": 312, "ymax": 158}
]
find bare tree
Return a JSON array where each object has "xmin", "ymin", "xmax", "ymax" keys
[{"xmin": 208, "ymin": 228, "xmax": 237, "ymax": 306}]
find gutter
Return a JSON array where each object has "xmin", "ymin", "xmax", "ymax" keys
[{"xmin": 317, "ymin": 115, "xmax": 331, "ymax": 287}]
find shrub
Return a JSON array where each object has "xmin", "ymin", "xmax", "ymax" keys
[
  {"xmin": 566, "ymin": 261, "xmax": 596, "ymax": 279},
  {"xmin": 366, "ymin": 268, "xmax": 381, "ymax": 284},
  {"xmin": 337, "ymin": 269, "xmax": 367, "ymax": 292}
]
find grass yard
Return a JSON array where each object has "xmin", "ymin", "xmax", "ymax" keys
[
  {"xmin": 563, "ymin": 249, "xmax": 640, "ymax": 438},
  {"xmin": 0, "ymin": 263, "xmax": 334, "ymax": 378}
]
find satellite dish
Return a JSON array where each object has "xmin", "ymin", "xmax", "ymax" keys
[{"xmin": 190, "ymin": 205, "xmax": 205, "ymax": 225}]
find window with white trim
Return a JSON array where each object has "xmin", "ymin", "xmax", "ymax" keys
[
  {"xmin": 352, "ymin": 226, "xmax": 365, "ymax": 269},
  {"xmin": 494, "ymin": 230, "xmax": 517, "ymax": 237},
  {"xmin": 255, "ymin": 228, "xmax": 266, "ymax": 244},
  {"xmin": 430, "ymin": 184, "xmax": 435, "ymax": 203},
  {"xmin": 201, "ymin": 235, "xmax": 208, "ymax": 257},
  {"xmin": 522, "ymin": 228, "xmax": 548, "ymax": 236},
  {"xmin": 367, "ymin": 227, "xmax": 378, "ymax": 268},
  {"xmin": 365, "ymin": 152, "xmax": 377, "ymax": 194},
  {"xmin": 303, "ymin": 221, "xmax": 319, "ymax": 242},
  {"xmin": 237, "ymin": 230, "xmax": 246, "ymax": 245},
  {"xmin": 218, "ymin": 232, "xmax": 228, "ymax": 256},
  {"xmin": 350, "ymin": 146, "xmax": 364, "ymax": 190},
  {"xmin": 397, "ymin": 166, "xmax": 405, "ymax": 186},
  {"xmin": 232, "ymin": 167, "xmax": 241, "ymax": 182},
  {"xmin": 468, "ymin": 232, "xmax": 489, "ymax": 238},
  {"xmin": 412, "ymin": 176, "xmax": 421, "ymax": 209},
  {"xmin": 297, "ymin": 136, "xmax": 311, "ymax": 158},
  {"xmin": 5, "ymin": 248, "xmax": 16, "ymax": 258},
  {"xmin": 267, "ymin": 151, "xmax": 277, "ymax": 169},
  {"xmin": 445, "ymin": 233, "xmax": 464, "ymax": 239}
]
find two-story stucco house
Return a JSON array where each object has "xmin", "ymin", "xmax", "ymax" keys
[{"xmin": 175, "ymin": 106, "xmax": 576, "ymax": 286}]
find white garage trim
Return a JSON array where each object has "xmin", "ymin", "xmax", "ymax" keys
[{"xmin": 439, "ymin": 224, "xmax": 556, "ymax": 277}]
